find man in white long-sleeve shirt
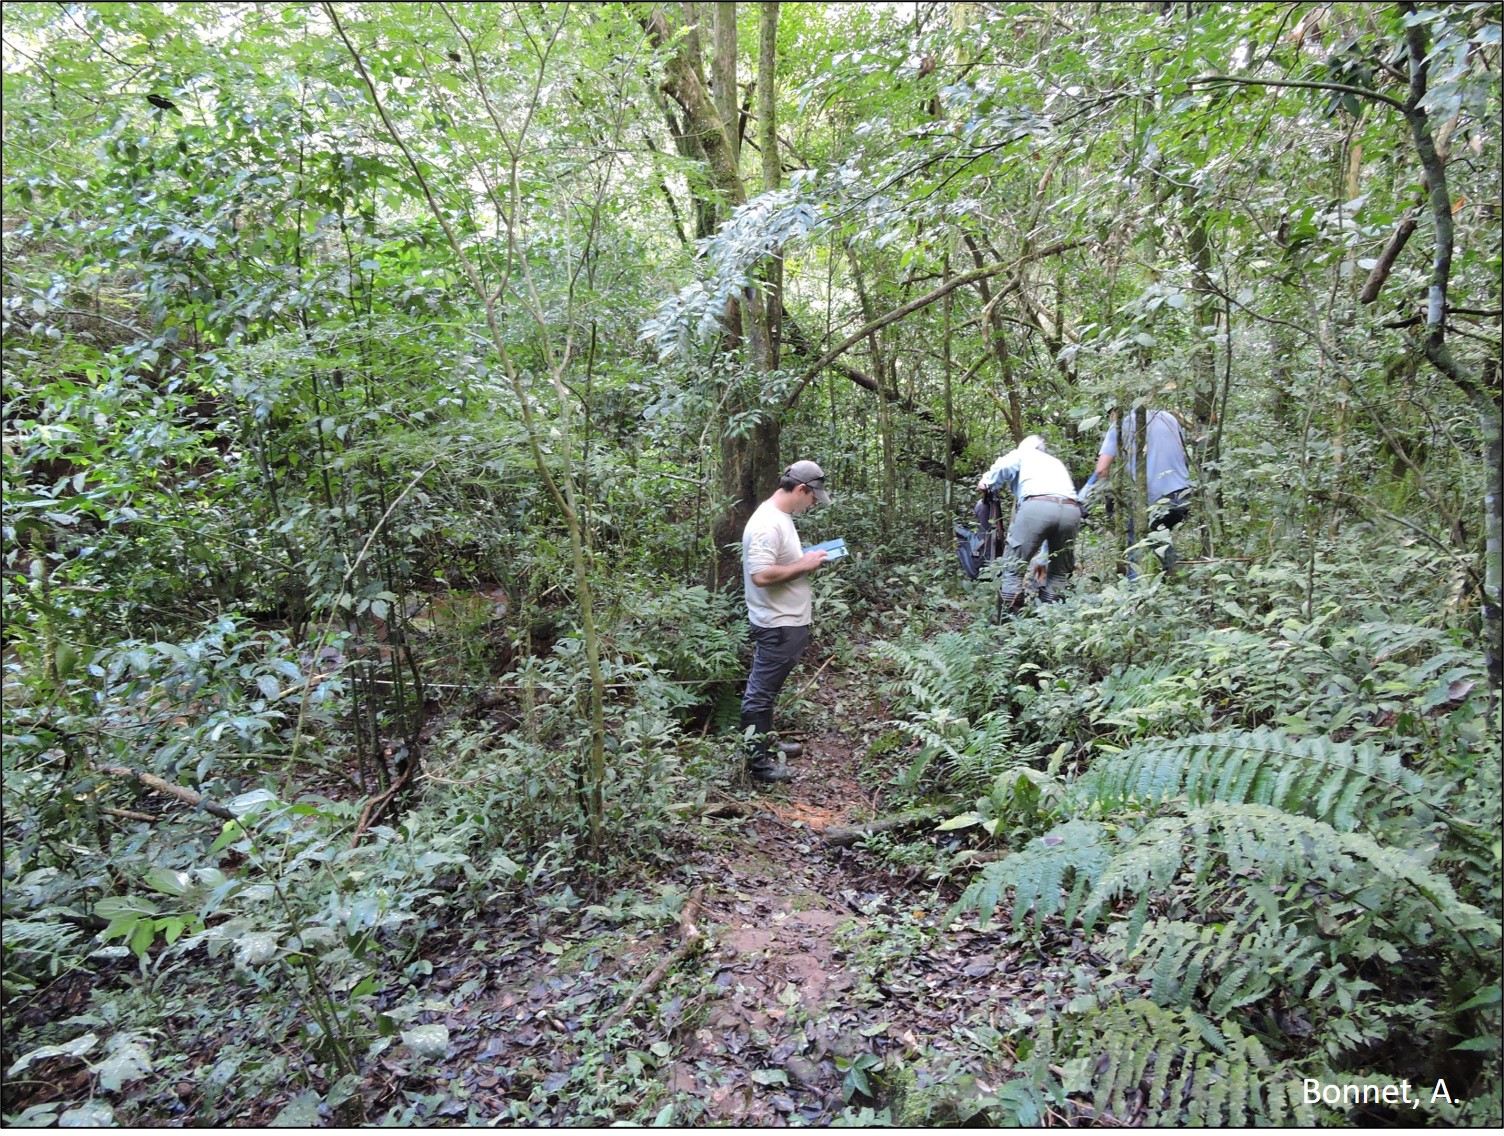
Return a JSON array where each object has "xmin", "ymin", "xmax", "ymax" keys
[{"xmin": 978, "ymin": 434, "xmax": 1083, "ymax": 614}]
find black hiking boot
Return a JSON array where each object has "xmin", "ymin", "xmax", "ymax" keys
[
  {"xmin": 738, "ymin": 708, "xmax": 795, "ymax": 781},
  {"xmin": 747, "ymin": 758, "xmax": 795, "ymax": 784}
]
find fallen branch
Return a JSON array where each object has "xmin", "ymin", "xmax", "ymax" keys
[
  {"xmin": 350, "ymin": 760, "xmax": 416, "ymax": 848},
  {"xmin": 599, "ymin": 884, "xmax": 706, "ymax": 1035},
  {"xmin": 665, "ymin": 800, "xmax": 753, "ymax": 820},
  {"xmin": 821, "ymin": 804, "xmax": 949, "ymax": 847},
  {"xmin": 100, "ymin": 766, "xmax": 236, "ymax": 821},
  {"xmin": 101, "ymin": 806, "xmax": 158, "ymax": 823},
  {"xmin": 785, "ymin": 652, "xmax": 837, "ymax": 704}
]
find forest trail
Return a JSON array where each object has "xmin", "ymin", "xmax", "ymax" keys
[{"xmin": 379, "ymin": 643, "xmax": 1097, "ymax": 1127}]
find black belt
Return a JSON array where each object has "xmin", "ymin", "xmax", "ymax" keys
[{"xmin": 1025, "ymin": 494, "xmax": 1079, "ymax": 507}]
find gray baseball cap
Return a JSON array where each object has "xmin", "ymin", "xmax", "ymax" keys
[{"xmin": 785, "ymin": 460, "xmax": 831, "ymax": 505}]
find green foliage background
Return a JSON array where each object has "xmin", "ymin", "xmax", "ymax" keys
[{"xmin": 2, "ymin": 0, "xmax": 1499, "ymax": 1126}]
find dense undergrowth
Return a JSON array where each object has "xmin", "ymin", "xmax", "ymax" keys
[
  {"xmin": 1, "ymin": 545, "xmax": 756, "ymax": 1123},
  {"xmin": 3, "ymin": 528, "xmax": 1499, "ymax": 1125},
  {"xmin": 3, "ymin": 1, "xmax": 1499, "ymax": 1125},
  {"xmin": 873, "ymin": 539, "xmax": 1501, "ymax": 1126}
]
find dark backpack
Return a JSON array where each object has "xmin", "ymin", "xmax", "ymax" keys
[{"xmin": 955, "ymin": 490, "xmax": 1005, "ymax": 580}]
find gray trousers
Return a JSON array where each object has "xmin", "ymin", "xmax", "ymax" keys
[
  {"xmin": 999, "ymin": 498, "xmax": 1081, "ymax": 610},
  {"xmin": 740, "ymin": 623, "xmax": 809, "ymax": 756}
]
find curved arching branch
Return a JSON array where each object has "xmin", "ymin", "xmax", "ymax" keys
[
  {"xmin": 782, "ymin": 239, "xmax": 1086, "ymax": 409},
  {"xmin": 1187, "ymin": 74, "xmax": 1409, "ymax": 114}
]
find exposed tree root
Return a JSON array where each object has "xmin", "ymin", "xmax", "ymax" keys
[
  {"xmin": 101, "ymin": 806, "xmax": 158, "ymax": 823},
  {"xmin": 820, "ymin": 804, "xmax": 948, "ymax": 847},
  {"xmin": 350, "ymin": 761, "xmax": 416, "ymax": 847}
]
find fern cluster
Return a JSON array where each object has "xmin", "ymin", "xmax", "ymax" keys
[
  {"xmin": 1029, "ymin": 999, "xmax": 1317, "ymax": 1126},
  {"xmin": 1074, "ymin": 728, "xmax": 1435, "ymax": 838},
  {"xmin": 879, "ymin": 557, "xmax": 1500, "ymax": 1125}
]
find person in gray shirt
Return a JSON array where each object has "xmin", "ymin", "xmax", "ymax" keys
[{"xmin": 1088, "ymin": 408, "xmax": 1192, "ymax": 573}]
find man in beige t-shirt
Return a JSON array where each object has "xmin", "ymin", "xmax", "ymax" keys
[{"xmin": 739, "ymin": 460, "xmax": 831, "ymax": 783}]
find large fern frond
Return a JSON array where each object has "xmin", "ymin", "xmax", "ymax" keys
[
  {"xmin": 1081, "ymin": 803, "xmax": 1499, "ymax": 950},
  {"xmin": 875, "ymin": 631, "xmax": 982, "ymax": 716},
  {"xmin": 1123, "ymin": 917, "xmax": 1330, "ymax": 1016},
  {"xmin": 1038, "ymin": 997, "xmax": 1314, "ymax": 1125},
  {"xmin": 947, "ymin": 820, "xmax": 1109, "ymax": 930},
  {"xmin": 1074, "ymin": 727, "xmax": 1434, "ymax": 835},
  {"xmin": 952, "ymin": 803, "xmax": 1499, "ymax": 952}
]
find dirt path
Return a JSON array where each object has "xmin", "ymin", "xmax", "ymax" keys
[
  {"xmin": 368, "ymin": 652, "xmax": 1092, "ymax": 1126},
  {"xmin": 653, "ymin": 658, "xmax": 1095, "ymax": 1125},
  {"xmin": 664, "ymin": 664, "xmax": 927, "ymax": 1124}
]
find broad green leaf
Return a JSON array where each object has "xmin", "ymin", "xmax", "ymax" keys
[
  {"xmin": 144, "ymin": 867, "xmax": 190, "ymax": 897},
  {"xmin": 7, "ymin": 1033, "xmax": 99, "ymax": 1076},
  {"xmin": 1456, "ymin": 984, "xmax": 1500, "ymax": 1012},
  {"xmin": 94, "ymin": 897, "xmax": 156, "ymax": 919},
  {"xmin": 936, "ymin": 811, "xmax": 985, "ymax": 831},
  {"xmin": 402, "ymin": 1024, "xmax": 449, "ymax": 1059},
  {"xmin": 326, "ymin": 1073, "xmax": 363, "ymax": 1110},
  {"xmin": 234, "ymin": 931, "xmax": 280, "ymax": 966},
  {"xmin": 226, "ymin": 789, "xmax": 279, "ymax": 816},
  {"xmin": 97, "ymin": 1037, "xmax": 152, "ymax": 1092},
  {"xmin": 9, "ymin": 1103, "xmax": 61, "ymax": 1126},
  {"xmin": 270, "ymin": 1091, "xmax": 323, "ymax": 1127},
  {"xmin": 59, "ymin": 1102, "xmax": 114, "ymax": 1127},
  {"xmin": 210, "ymin": 820, "xmax": 248, "ymax": 854},
  {"xmin": 1452, "ymin": 1037, "xmax": 1499, "ymax": 1052}
]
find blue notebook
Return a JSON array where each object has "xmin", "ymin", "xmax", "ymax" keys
[{"xmin": 803, "ymin": 538, "xmax": 849, "ymax": 561}]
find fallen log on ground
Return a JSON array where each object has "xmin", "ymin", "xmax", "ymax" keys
[
  {"xmin": 821, "ymin": 804, "xmax": 950, "ymax": 847},
  {"xmin": 665, "ymin": 800, "xmax": 753, "ymax": 820},
  {"xmin": 101, "ymin": 766, "xmax": 236, "ymax": 821},
  {"xmin": 101, "ymin": 806, "xmax": 158, "ymax": 823}
]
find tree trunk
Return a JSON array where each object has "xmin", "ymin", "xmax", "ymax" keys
[
  {"xmin": 711, "ymin": 417, "xmax": 782, "ymax": 587},
  {"xmin": 1185, "ymin": 193, "xmax": 1217, "ymax": 556},
  {"xmin": 943, "ymin": 252, "xmax": 955, "ymax": 510},
  {"xmin": 637, "ymin": 2, "xmax": 782, "ymax": 588},
  {"xmin": 757, "ymin": 3, "xmax": 779, "ymax": 194},
  {"xmin": 1399, "ymin": 1, "xmax": 1502, "ymax": 685},
  {"xmin": 1134, "ymin": 403, "xmax": 1150, "ymax": 572},
  {"xmin": 962, "ymin": 235, "xmax": 1024, "ymax": 443},
  {"xmin": 879, "ymin": 362, "xmax": 897, "ymax": 528},
  {"xmin": 711, "ymin": 3, "xmax": 739, "ymax": 167},
  {"xmin": 657, "ymin": 99, "xmax": 718, "ymax": 240},
  {"xmin": 846, "ymin": 247, "xmax": 897, "ymax": 526},
  {"xmin": 758, "ymin": 1, "xmax": 781, "ymax": 360},
  {"xmin": 1474, "ymin": 372, "xmax": 1503, "ymax": 689},
  {"xmin": 1109, "ymin": 402, "xmax": 1129, "ymax": 576}
]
